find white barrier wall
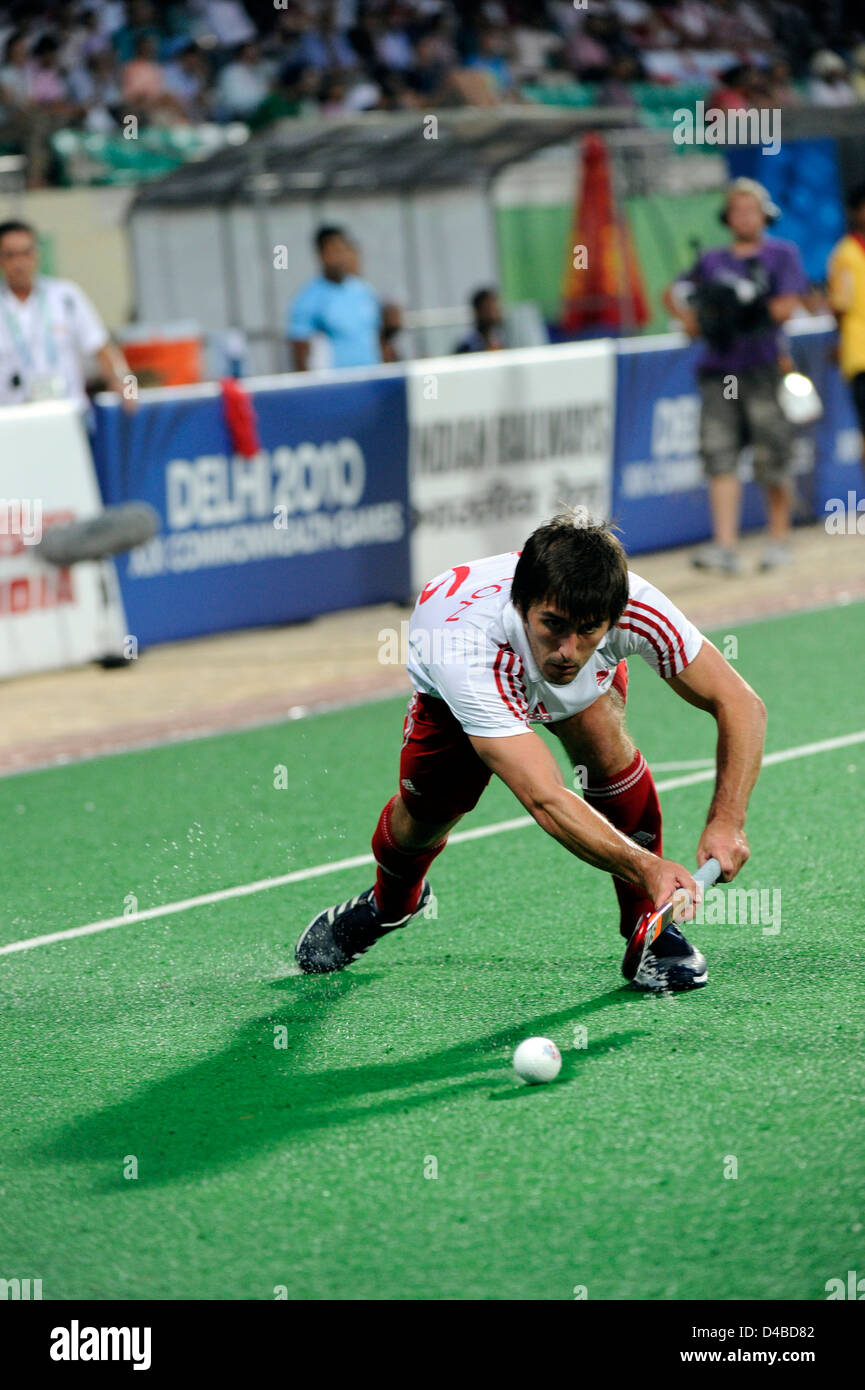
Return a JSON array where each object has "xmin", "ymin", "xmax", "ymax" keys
[
  {"xmin": 406, "ymin": 341, "xmax": 616, "ymax": 589},
  {"xmin": 0, "ymin": 401, "xmax": 127, "ymax": 679}
]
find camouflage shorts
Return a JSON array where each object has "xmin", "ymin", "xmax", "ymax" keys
[{"xmin": 698, "ymin": 366, "xmax": 793, "ymax": 484}]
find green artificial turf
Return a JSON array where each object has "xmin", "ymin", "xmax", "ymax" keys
[{"xmin": 1, "ymin": 601, "xmax": 863, "ymax": 1300}]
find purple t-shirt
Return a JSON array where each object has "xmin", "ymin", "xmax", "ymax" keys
[{"xmin": 676, "ymin": 238, "xmax": 807, "ymax": 374}]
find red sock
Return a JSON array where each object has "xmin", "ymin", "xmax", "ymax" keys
[
  {"xmin": 583, "ymin": 752, "xmax": 663, "ymax": 939},
  {"xmin": 371, "ymin": 795, "xmax": 447, "ymax": 924}
]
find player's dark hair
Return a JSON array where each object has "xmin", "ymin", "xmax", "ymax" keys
[
  {"xmin": 315, "ymin": 224, "xmax": 347, "ymax": 252},
  {"xmin": 847, "ymin": 181, "xmax": 865, "ymax": 213},
  {"xmin": 0, "ymin": 218, "xmax": 35, "ymax": 247},
  {"xmin": 511, "ymin": 510, "xmax": 629, "ymax": 631}
]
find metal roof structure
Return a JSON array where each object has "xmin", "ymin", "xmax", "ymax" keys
[{"xmin": 132, "ymin": 107, "xmax": 638, "ymax": 208}]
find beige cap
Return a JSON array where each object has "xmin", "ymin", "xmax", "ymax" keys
[{"xmin": 724, "ymin": 177, "xmax": 781, "ymax": 222}]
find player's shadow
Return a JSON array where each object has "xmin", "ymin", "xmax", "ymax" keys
[{"xmin": 36, "ymin": 977, "xmax": 646, "ymax": 1190}]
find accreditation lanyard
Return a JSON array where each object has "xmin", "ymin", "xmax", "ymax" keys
[{"xmin": 0, "ymin": 282, "xmax": 59, "ymax": 373}]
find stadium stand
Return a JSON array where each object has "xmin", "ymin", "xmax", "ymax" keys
[{"xmin": 0, "ymin": 1, "xmax": 862, "ymax": 186}]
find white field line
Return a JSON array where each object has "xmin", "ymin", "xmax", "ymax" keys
[
  {"xmin": 3, "ymin": 728, "xmax": 864, "ymax": 958},
  {"xmin": 650, "ymin": 758, "xmax": 715, "ymax": 771}
]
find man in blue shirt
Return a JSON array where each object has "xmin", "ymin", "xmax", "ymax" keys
[{"xmin": 287, "ymin": 226, "xmax": 383, "ymax": 371}]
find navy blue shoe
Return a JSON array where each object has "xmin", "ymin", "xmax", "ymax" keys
[
  {"xmin": 633, "ymin": 923, "xmax": 707, "ymax": 992},
  {"xmin": 295, "ymin": 882, "xmax": 432, "ymax": 975}
]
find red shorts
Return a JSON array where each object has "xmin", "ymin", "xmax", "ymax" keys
[{"xmin": 398, "ymin": 660, "xmax": 628, "ymax": 824}]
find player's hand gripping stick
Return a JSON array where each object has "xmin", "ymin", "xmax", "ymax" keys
[{"xmin": 621, "ymin": 857, "xmax": 722, "ymax": 982}]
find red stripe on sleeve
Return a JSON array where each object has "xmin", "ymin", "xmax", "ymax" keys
[
  {"xmin": 618, "ymin": 619, "xmax": 671, "ymax": 677},
  {"xmin": 494, "ymin": 645, "xmax": 529, "ymax": 724},
  {"xmin": 505, "ymin": 651, "xmax": 529, "ymax": 719},
  {"xmin": 626, "ymin": 598, "xmax": 687, "ymax": 667}
]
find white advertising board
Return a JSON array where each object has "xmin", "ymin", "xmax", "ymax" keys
[
  {"xmin": 406, "ymin": 341, "xmax": 616, "ymax": 589},
  {"xmin": 0, "ymin": 401, "xmax": 127, "ymax": 679}
]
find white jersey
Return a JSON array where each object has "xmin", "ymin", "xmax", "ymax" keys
[
  {"xmin": 0, "ymin": 276, "xmax": 109, "ymax": 412},
  {"xmin": 406, "ymin": 551, "xmax": 704, "ymax": 739}
]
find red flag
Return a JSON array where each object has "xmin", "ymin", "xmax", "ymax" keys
[
  {"xmin": 220, "ymin": 377, "xmax": 260, "ymax": 458},
  {"xmin": 561, "ymin": 132, "xmax": 648, "ymax": 333}
]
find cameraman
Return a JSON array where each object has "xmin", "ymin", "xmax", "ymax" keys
[{"xmin": 663, "ymin": 179, "xmax": 807, "ymax": 573}]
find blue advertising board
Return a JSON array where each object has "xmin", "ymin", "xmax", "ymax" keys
[
  {"xmin": 611, "ymin": 339, "xmax": 775, "ymax": 554},
  {"xmin": 92, "ymin": 375, "xmax": 411, "ymax": 645}
]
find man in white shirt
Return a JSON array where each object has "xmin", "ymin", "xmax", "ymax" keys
[
  {"xmin": 297, "ymin": 510, "xmax": 767, "ymax": 991},
  {"xmin": 0, "ymin": 219, "xmax": 131, "ymax": 413}
]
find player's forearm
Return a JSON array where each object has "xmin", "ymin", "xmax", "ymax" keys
[
  {"xmin": 707, "ymin": 693, "xmax": 766, "ymax": 827},
  {"xmin": 531, "ymin": 785, "xmax": 651, "ymax": 886}
]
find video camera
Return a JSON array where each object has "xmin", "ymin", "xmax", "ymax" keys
[{"xmin": 689, "ymin": 257, "xmax": 773, "ymax": 353}]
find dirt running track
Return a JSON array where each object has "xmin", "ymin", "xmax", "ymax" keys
[{"xmin": 2, "ymin": 523, "xmax": 863, "ymax": 776}]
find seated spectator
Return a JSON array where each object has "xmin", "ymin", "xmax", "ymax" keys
[
  {"xmin": 406, "ymin": 32, "xmax": 452, "ymax": 100},
  {"xmin": 346, "ymin": 76, "xmax": 385, "ymax": 111},
  {"xmin": 465, "ymin": 27, "xmax": 517, "ymax": 98},
  {"xmin": 162, "ymin": 39, "xmax": 211, "ymax": 121},
  {"xmin": 93, "ymin": 1, "xmax": 128, "ymax": 43},
  {"xmin": 54, "ymin": 10, "xmax": 91, "ymax": 73},
  {"xmin": 809, "ymin": 50, "xmax": 855, "ymax": 106},
  {"xmin": 246, "ymin": 62, "xmax": 320, "ymax": 129},
  {"xmin": 68, "ymin": 51, "xmax": 124, "ymax": 132},
  {"xmin": 122, "ymin": 35, "xmax": 189, "ymax": 123},
  {"xmin": 510, "ymin": 20, "xmax": 562, "ymax": 82},
  {"xmin": 216, "ymin": 41, "xmax": 272, "ymax": 119},
  {"xmin": 374, "ymin": 66, "xmax": 419, "ymax": 112},
  {"xmin": 27, "ymin": 36, "xmax": 67, "ymax": 108},
  {"xmin": 121, "ymin": 33, "xmax": 165, "ymax": 105},
  {"xmin": 766, "ymin": 58, "xmax": 800, "ymax": 107},
  {"xmin": 350, "ymin": 9, "xmax": 414, "ymax": 74},
  {"xmin": 291, "ymin": 7, "xmax": 358, "ymax": 74},
  {"xmin": 319, "ymin": 71, "xmax": 351, "ymax": 115},
  {"xmin": 455, "ymin": 287, "xmax": 506, "ymax": 354},
  {"xmin": 564, "ymin": 13, "xmax": 612, "ymax": 81},
  {"xmin": 0, "ymin": 30, "xmax": 30, "ymax": 109},
  {"xmin": 670, "ymin": 1, "xmax": 714, "ymax": 47},
  {"xmin": 707, "ymin": 63, "xmax": 750, "ymax": 111},
  {"xmin": 112, "ymin": 0, "xmax": 164, "ymax": 64},
  {"xmin": 191, "ymin": 0, "xmax": 256, "ymax": 50},
  {"xmin": 76, "ymin": 8, "xmax": 112, "ymax": 64},
  {"xmin": 740, "ymin": 63, "xmax": 776, "ymax": 111},
  {"xmin": 268, "ymin": 2, "xmax": 313, "ymax": 54},
  {"xmin": 597, "ymin": 53, "xmax": 641, "ymax": 107},
  {"xmin": 27, "ymin": 36, "xmax": 82, "ymax": 118},
  {"xmin": 703, "ymin": 0, "xmax": 769, "ymax": 49}
]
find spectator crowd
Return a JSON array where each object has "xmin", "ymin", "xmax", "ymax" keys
[{"xmin": 0, "ymin": 0, "xmax": 864, "ymax": 161}]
